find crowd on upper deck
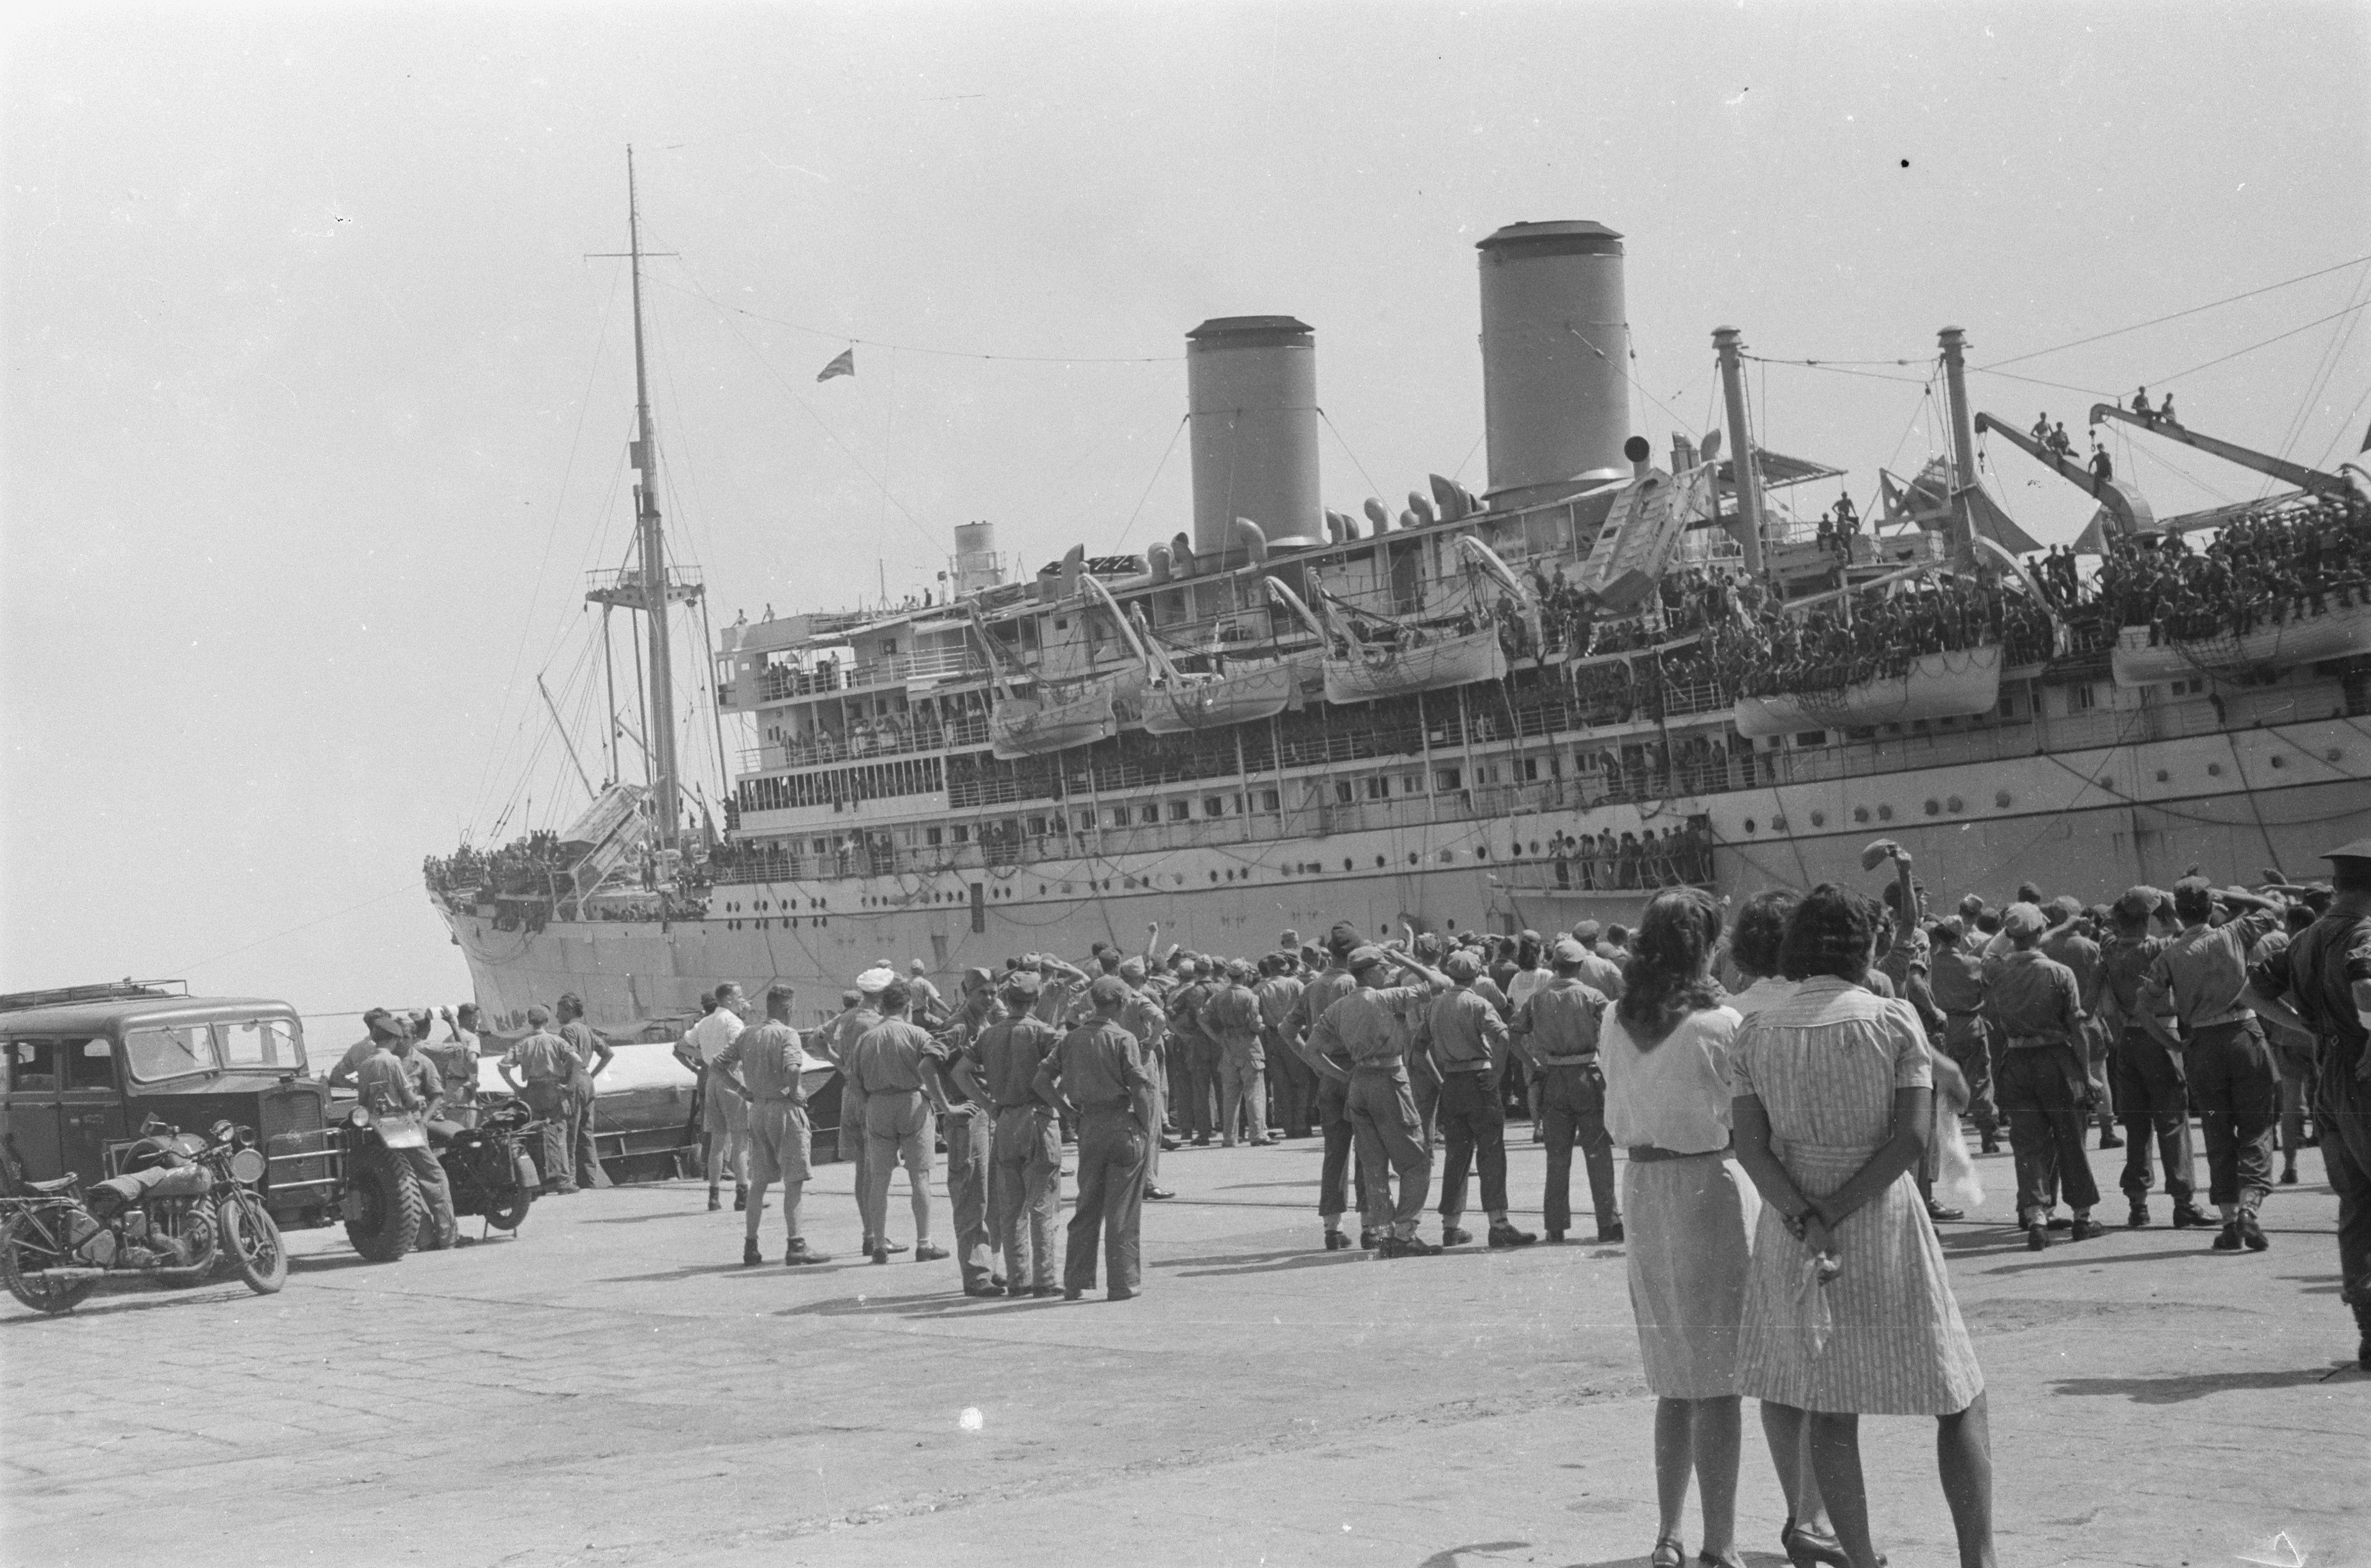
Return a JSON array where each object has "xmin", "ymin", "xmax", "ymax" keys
[{"xmin": 2071, "ymin": 489, "xmax": 2371, "ymax": 645}]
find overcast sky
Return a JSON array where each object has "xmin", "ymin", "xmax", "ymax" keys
[{"xmin": 5, "ymin": 2, "xmax": 2366, "ymax": 1031}]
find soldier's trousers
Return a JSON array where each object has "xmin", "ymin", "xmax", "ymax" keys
[
  {"xmin": 1144, "ymin": 1043, "xmax": 1168, "ymax": 1182},
  {"xmin": 1409, "ymin": 1055, "xmax": 1440, "ymax": 1148},
  {"xmin": 1539, "ymin": 1063, "xmax": 1617, "ymax": 1233},
  {"xmin": 1941, "ymin": 1013, "xmax": 1999, "ymax": 1134},
  {"xmin": 1065, "ymin": 1107, "xmax": 1146, "ymax": 1294},
  {"xmin": 2188, "ymin": 1020, "xmax": 2278, "ymax": 1212},
  {"xmin": 840, "ymin": 1085, "xmax": 872, "ymax": 1239},
  {"xmin": 991, "ymin": 1104, "xmax": 1061, "ymax": 1289},
  {"xmin": 393, "ymin": 1143, "xmax": 456, "ymax": 1241},
  {"xmin": 942, "ymin": 1108, "xmax": 995, "ymax": 1289},
  {"xmin": 1997, "ymin": 1043, "xmax": 2101, "ymax": 1222},
  {"xmin": 569, "ymin": 1086, "xmax": 603, "ymax": 1189},
  {"xmin": 1266, "ymin": 1029, "xmax": 1317, "ymax": 1134},
  {"xmin": 520, "ymin": 1080, "xmax": 577, "ymax": 1192},
  {"xmin": 1219, "ymin": 1047, "xmax": 1267, "ymax": 1144},
  {"xmin": 1313, "ymin": 1074, "xmax": 1366, "ymax": 1221},
  {"xmin": 1347, "ymin": 1064, "xmax": 1431, "ymax": 1234},
  {"xmin": 2111, "ymin": 1027, "xmax": 2197, "ymax": 1202},
  {"xmin": 2316, "ymin": 1065, "xmax": 2371, "ymax": 1310},
  {"xmin": 859, "ymin": 1091, "xmax": 932, "ymax": 1244},
  {"xmin": 1434, "ymin": 1070, "xmax": 1507, "ymax": 1221},
  {"xmin": 1184, "ymin": 1043, "xmax": 1221, "ymax": 1138}
]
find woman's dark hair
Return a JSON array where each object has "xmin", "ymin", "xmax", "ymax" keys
[
  {"xmin": 1617, "ymin": 887, "xmax": 1725, "ymax": 1046},
  {"xmin": 1779, "ymin": 883, "xmax": 1878, "ymax": 983},
  {"xmin": 1729, "ymin": 889, "xmax": 1800, "ymax": 979}
]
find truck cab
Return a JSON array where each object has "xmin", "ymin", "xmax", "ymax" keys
[{"xmin": 0, "ymin": 983, "xmax": 336, "ymax": 1225}]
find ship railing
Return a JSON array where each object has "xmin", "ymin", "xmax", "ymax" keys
[{"xmin": 742, "ymin": 714, "xmax": 991, "ymax": 775}]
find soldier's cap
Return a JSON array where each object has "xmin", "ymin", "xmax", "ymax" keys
[
  {"xmin": 1118, "ymin": 957, "xmax": 1148, "ymax": 982},
  {"xmin": 2173, "ymin": 874, "xmax": 2215, "ymax": 897},
  {"xmin": 1345, "ymin": 945, "xmax": 1389, "ymax": 975},
  {"xmin": 1328, "ymin": 921, "xmax": 1366, "ymax": 957},
  {"xmin": 909, "ymin": 959, "xmax": 929, "ymax": 974},
  {"xmin": 855, "ymin": 966, "xmax": 896, "ymax": 993},
  {"xmin": 1226, "ymin": 959, "xmax": 1255, "ymax": 982},
  {"xmin": 1278, "ymin": 929, "xmax": 1300, "ymax": 947},
  {"xmin": 961, "ymin": 966, "xmax": 995, "ymax": 990},
  {"xmin": 361, "ymin": 1006, "xmax": 400, "ymax": 1031},
  {"xmin": 1572, "ymin": 919, "xmax": 1603, "ymax": 943},
  {"xmin": 1002, "ymin": 971, "xmax": 1043, "ymax": 1001},
  {"xmin": 2113, "ymin": 885, "xmax": 2164, "ymax": 923},
  {"xmin": 1933, "ymin": 915, "xmax": 1966, "ymax": 945},
  {"xmin": 1413, "ymin": 932, "xmax": 1446, "ymax": 960},
  {"xmin": 2321, "ymin": 837, "xmax": 2371, "ymax": 863},
  {"xmin": 1087, "ymin": 975, "xmax": 1131, "ymax": 1008},
  {"xmin": 525, "ymin": 1004, "xmax": 551, "ymax": 1026},
  {"xmin": 2047, "ymin": 895, "xmax": 2084, "ymax": 922},
  {"xmin": 2000, "ymin": 902, "xmax": 2048, "ymax": 940},
  {"xmin": 1443, "ymin": 951, "xmax": 1482, "ymax": 982},
  {"xmin": 1518, "ymin": 927, "xmax": 1541, "ymax": 943},
  {"xmin": 1550, "ymin": 935, "xmax": 1589, "ymax": 965}
]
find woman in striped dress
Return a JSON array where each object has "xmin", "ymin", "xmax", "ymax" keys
[
  {"xmin": 1602, "ymin": 888, "xmax": 1752, "ymax": 1567},
  {"xmin": 1732, "ymin": 885, "xmax": 1996, "ymax": 1568}
]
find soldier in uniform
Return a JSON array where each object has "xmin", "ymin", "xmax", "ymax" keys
[
  {"xmin": 1203, "ymin": 962, "xmax": 1272, "ymax": 1147},
  {"xmin": 1308, "ymin": 945, "xmax": 1448, "ymax": 1257},
  {"xmin": 2039, "ymin": 896, "xmax": 2119, "ymax": 1149},
  {"xmin": 2138, "ymin": 878, "xmax": 2286, "ymax": 1252},
  {"xmin": 1167, "ymin": 957, "xmax": 1220, "ymax": 1146},
  {"xmin": 1428, "ymin": 950, "xmax": 1534, "ymax": 1248},
  {"xmin": 976, "ymin": 971, "xmax": 1065, "ymax": 1295},
  {"xmin": 682, "ymin": 985, "xmax": 749, "ymax": 1212},
  {"xmin": 357, "ymin": 1019, "xmax": 458, "ymax": 1248},
  {"xmin": 1285, "ymin": 925, "xmax": 1367, "ymax": 1248},
  {"xmin": 2098, "ymin": 888, "xmax": 2210, "ymax": 1228},
  {"xmin": 423, "ymin": 1004, "xmax": 482, "ymax": 1130},
  {"xmin": 1516, "ymin": 936, "xmax": 1622, "ymax": 1244},
  {"xmin": 931, "ymin": 967, "xmax": 1003, "ymax": 1295},
  {"xmin": 822, "ymin": 972, "xmax": 897, "ymax": 1255},
  {"xmin": 1256, "ymin": 954, "xmax": 1312, "ymax": 1138},
  {"xmin": 553, "ymin": 993, "xmax": 615, "ymax": 1191},
  {"xmin": 1115, "ymin": 959, "xmax": 1175, "ymax": 1199},
  {"xmin": 1926, "ymin": 918, "xmax": 2000, "ymax": 1154},
  {"xmin": 847, "ymin": 978, "xmax": 954, "ymax": 1266},
  {"xmin": 498, "ymin": 1004, "xmax": 579, "ymax": 1196},
  {"xmin": 1033, "ymin": 976, "xmax": 1157, "ymax": 1300},
  {"xmin": 2245, "ymin": 839, "xmax": 2371, "ymax": 1370},
  {"xmin": 711, "ymin": 984, "xmax": 830, "ymax": 1267},
  {"xmin": 1984, "ymin": 902, "xmax": 2102, "ymax": 1248}
]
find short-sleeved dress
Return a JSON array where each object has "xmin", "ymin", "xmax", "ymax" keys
[
  {"xmin": 1603, "ymin": 1004, "xmax": 1758, "ymax": 1400},
  {"xmin": 1733, "ymin": 976, "xmax": 1984, "ymax": 1415}
]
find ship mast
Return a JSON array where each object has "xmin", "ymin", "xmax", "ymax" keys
[{"xmin": 587, "ymin": 146, "xmax": 700, "ymax": 857}]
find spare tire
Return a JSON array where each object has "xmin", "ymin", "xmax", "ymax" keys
[{"xmin": 345, "ymin": 1147, "xmax": 423, "ymax": 1262}]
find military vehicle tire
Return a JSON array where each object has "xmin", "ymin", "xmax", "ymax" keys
[
  {"xmin": 1, "ymin": 1211, "xmax": 94, "ymax": 1315},
  {"xmin": 219, "ymin": 1191, "xmax": 287, "ymax": 1294},
  {"xmin": 345, "ymin": 1149, "xmax": 423, "ymax": 1262},
  {"xmin": 483, "ymin": 1186, "xmax": 532, "ymax": 1232}
]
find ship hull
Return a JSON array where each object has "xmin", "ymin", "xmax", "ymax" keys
[{"xmin": 437, "ymin": 715, "xmax": 2370, "ymax": 1035}]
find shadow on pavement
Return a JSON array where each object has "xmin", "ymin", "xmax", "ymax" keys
[
  {"xmin": 1416, "ymin": 1542, "xmax": 1529, "ymax": 1568},
  {"xmin": 1560, "ymin": 1557, "xmax": 1790, "ymax": 1568},
  {"xmin": 1163, "ymin": 1248, "xmax": 1373, "ymax": 1279},
  {"xmin": 2278, "ymin": 1273, "xmax": 2345, "ymax": 1295},
  {"xmin": 3, "ymin": 1283, "xmax": 253, "ymax": 1323},
  {"xmin": 2050, "ymin": 1364, "xmax": 2356, "ymax": 1402},
  {"xmin": 1979, "ymin": 1244, "xmax": 2217, "ymax": 1276},
  {"xmin": 577, "ymin": 1209, "xmax": 719, "ymax": 1225},
  {"xmin": 774, "ymin": 1290, "xmax": 1068, "ymax": 1320},
  {"xmin": 288, "ymin": 1253, "xmax": 387, "ymax": 1274}
]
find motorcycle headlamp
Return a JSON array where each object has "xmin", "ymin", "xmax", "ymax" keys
[
  {"xmin": 346, "ymin": 1107, "xmax": 370, "ymax": 1129},
  {"xmin": 227, "ymin": 1148, "xmax": 267, "ymax": 1185}
]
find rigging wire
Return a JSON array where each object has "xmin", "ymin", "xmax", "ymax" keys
[
  {"xmin": 1317, "ymin": 408, "xmax": 1388, "ymax": 507},
  {"xmin": 1978, "ymin": 251, "xmax": 2371, "ymax": 370},
  {"xmin": 1109, "ymin": 414, "xmax": 1188, "ymax": 553},
  {"xmin": 653, "ymin": 277, "xmax": 1183, "ymax": 364},
  {"xmin": 2148, "ymin": 301, "xmax": 2371, "ymax": 389},
  {"xmin": 2262, "ymin": 264, "xmax": 2370, "ymax": 493}
]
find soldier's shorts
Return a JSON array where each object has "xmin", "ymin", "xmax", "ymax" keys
[
  {"xmin": 746, "ymin": 1100, "xmax": 812, "ymax": 1184},
  {"xmin": 865, "ymin": 1091, "xmax": 934, "ymax": 1174},
  {"xmin": 702, "ymin": 1081, "xmax": 751, "ymax": 1137}
]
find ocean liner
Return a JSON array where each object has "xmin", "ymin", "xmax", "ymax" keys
[{"xmin": 426, "ymin": 184, "xmax": 2371, "ymax": 1039}]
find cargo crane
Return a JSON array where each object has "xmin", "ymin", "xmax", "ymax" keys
[
  {"xmin": 1972, "ymin": 411, "xmax": 2158, "ymax": 537},
  {"xmin": 2086, "ymin": 402, "xmax": 2359, "ymax": 500}
]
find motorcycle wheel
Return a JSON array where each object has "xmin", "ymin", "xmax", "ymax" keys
[
  {"xmin": 343, "ymin": 1147, "xmax": 423, "ymax": 1262},
  {"xmin": 160, "ymin": 1202, "xmax": 219, "ymax": 1286},
  {"xmin": 483, "ymin": 1185, "xmax": 532, "ymax": 1232},
  {"xmin": 1, "ymin": 1211, "xmax": 94, "ymax": 1316},
  {"xmin": 218, "ymin": 1191, "xmax": 287, "ymax": 1295}
]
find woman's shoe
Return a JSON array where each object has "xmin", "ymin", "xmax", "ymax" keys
[
  {"xmin": 1781, "ymin": 1516, "xmax": 1846, "ymax": 1567},
  {"xmin": 1650, "ymin": 1537, "xmax": 1684, "ymax": 1568}
]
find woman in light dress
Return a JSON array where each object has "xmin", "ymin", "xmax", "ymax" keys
[
  {"xmin": 1732, "ymin": 885, "xmax": 1996, "ymax": 1568},
  {"xmin": 1601, "ymin": 888, "xmax": 1753, "ymax": 1567}
]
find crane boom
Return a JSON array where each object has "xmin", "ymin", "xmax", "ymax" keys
[
  {"xmin": 1973, "ymin": 412, "xmax": 2158, "ymax": 537},
  {"xmin": 2086, "ymin": 403, "xmax": 2351, "ymax": 498}
]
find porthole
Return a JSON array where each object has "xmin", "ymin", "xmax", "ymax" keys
[
  {"xmin": 2269, "ymin": 755, "xmax": 2286, "ymax": 770},
  {"xmin": 2207, "ymin": 763, "xmax": 2222, "ymax": 777},
  {"xmin": 1743, "ymin": 818, "xmax": 1757, "ymax": 834},
  {"xmin": 1994, "ymin": 791, "xmax": 2011, "ymax": 808},
  {"xmin": 1809, "ymin": 812, "xmax": 1825, "ymax": 828},
  {"xmin": 1853, "ymin": 807, "xmax": 1870, "ymax": 824},
  {"xmin": 2155, "ymin": 770, "xmax": 2169, "ymax": 783},
  {"xmin": 1476, "ymin": 846, "xmax": 1490, "ymax": 859},
  {"xmin": 1408, "ymin": 853, "xmax": 1420, "ymax": 865},
  {"xmin": 1209, "ymin": 871, "xmax": 1219, "ymax": 883},
  {"xmin": 1947, "ymin": 796, "xmax": 1963, "ymax": 812},
  {"xmin": 1375, "ymin": 856, "xmax": 1387, "ymax": 868},
  {"xmin": 2328, "ymin": 748, "xmax": 2344, "ymax": 763},
  {"xmin": 1876, "ymin": 805, "xmax": 1894, "ymax": 822},
  {"xmin": 1343, "ymin": 858, "xmax": 1354, "ymax": 872},
  {"xmin": 1924, "ymin": 800, "xmax": 1940, "ymax": 816}
]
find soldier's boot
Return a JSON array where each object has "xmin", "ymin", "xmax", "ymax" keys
[
  {"xmin": 2172, "ymin": 1200, "xmax": 2215, "ymax": 1229},
  {"xmin": 742, "ymin": 1237, "xmax": 763, "ymax": 1267},
  {"xmin": 1487, "ymin": 1221, "xmax": 1537, "ymax": 1249},
  {"xmin": 2353, "ymin": 1299, "xmax": 2371, "ymax": 1373},
  {"xmin": 2127, "ymin": 1197, "xmax": 2151, "ymax": 1228},
  {"xmin": 1440, "ymin": 1223, "xmax": 1474, "ymax": 1247},
  {"xmin": 707, "ymin": 1185, "xmax": 722, "ymax": 1212},
  {"xmin": 733, "ymin": 1183, "xmax": 749, "ymax": 1213}
]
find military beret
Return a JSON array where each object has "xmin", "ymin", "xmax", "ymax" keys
[
  {"xmin": 2000, "ymin": 902, "xmax": 2047, "ymax": 939},
  {"xmin": 1571, "ymin": 920, "xmax": 1603, "ymax": 943},
  {"xmin": 1443, "ymin": 951, "xmax": 1481, "ymax": 982}
]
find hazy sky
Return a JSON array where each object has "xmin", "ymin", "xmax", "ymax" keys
[{"xmin": 5, "ymin": 3, "xmax": 2367, "ymax": 1027}]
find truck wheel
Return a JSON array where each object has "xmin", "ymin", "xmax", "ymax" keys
[
  {"xmin": 483, "ymin": 1186, "xmax": 532, "ymax": 1232},
  {"xmin": 219, "ymin": 1191, "xmax": 288, "ymax": 1294},
  {"xmin": 345, "ymin": 1149, "xmax": 423, "ymax": 1262},
  {"xmin": 1, "ymin": 1211, "xmax": 94, "ymax": 1316}
]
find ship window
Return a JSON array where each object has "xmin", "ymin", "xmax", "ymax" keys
[
  {"xmin": 1260, "ymin": 789, "xmax": 1280, "ymax": 812},
  {"xmin": 1027, "ymin": 815, "xmax": 1048, "ymax": 835},
  {"xmin": 1403, "ymin": 773, "xmax": 1423, "ymax": 793},
  {"xmin": 1203, "ymin": 796, "xmax": 1225, "ymax": 818},
  {"xmin": 1167, "ymin": 800, "xmax": 1191, "ymax": 822},
  {"xmin": 1794, "ymin": 731, "xmax": 1827, "ymax": 747},
  {"xmin": 2072, "ymin": 684, "xmax": 2097, "ymax": 711},
  {"xmin": 1435, "ymin": 767, "xmax": 1462, "ymax": 791},
  {"xmin": 1333, "ymin": 781, "xmax": 1354, "ymax": 804},
  {"xmin": 953, "ymin": 825, "xmax": 971, "ymax": 844},
  {"xmin": 1139, "ymin": 804, "xmax": 1160, "ymax": 825},
  {"xmin": 926, "ymin": 827, "xmax": 943, "ymax": 847},
  {"xmin": 1365, "ymin": 778, "xmax": 1388, "ymax": 800}
]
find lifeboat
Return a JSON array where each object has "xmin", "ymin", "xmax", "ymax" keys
[
  {"xmin": 2109, "ymin": 601, "xmax": 2371, "ymax": 688},
  {"xmin": 1140, "ymin": 656, "xmax": 1312, "ymax": 733},
  {"xmin": 1732, "ymin": 643, "xmax": 2003, "ymax": 738},
  {"xmin": 1322, "ymin": 622, "xmax": 1509, "ymax": 705},
  {"xmin": 988, "ymin": 681, "xmax": 1118, "ymax": 759}
]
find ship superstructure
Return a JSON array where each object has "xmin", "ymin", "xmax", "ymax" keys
[{"xmin": 426, "ymin": 204, "xmax": 2371, "ymax": 1037}]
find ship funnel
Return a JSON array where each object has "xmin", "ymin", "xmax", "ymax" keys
[
  {"xmin": 1187, "ymin": 315, "xmax": 1320, "ymax": 558},
  {"xmin": 1476, "ymin": 221, "xmax": 1631, "ymax": 509},
  {"xmin": 952, "ymin": 521, "xmax": 1004, "ymax": 597}
]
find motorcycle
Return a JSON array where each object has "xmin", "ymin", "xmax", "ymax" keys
[
  {"xmin": 1, "ymin": 1117, "xmax": 288, "ymax": 1315},
  {"xmin": 335, "ymin": 1093, "xmax": 540, "ymax": 1260},
  {"xmin": 439, "ymin": 1093, "xmax": 540, "ymax": 1234}
]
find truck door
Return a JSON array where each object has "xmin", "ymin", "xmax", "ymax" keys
[
  {"xmin": 58, "ymin": 1035, "xmax": 128, "ymax": 1183},
  {"xmin": 3, "ymin": 1037, "xmax": 66, "ymax": 1181}
]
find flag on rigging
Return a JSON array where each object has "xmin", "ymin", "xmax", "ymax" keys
[{"xmin": 816, "ymin": 347, "xmax": 856, "ymax": 382}]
